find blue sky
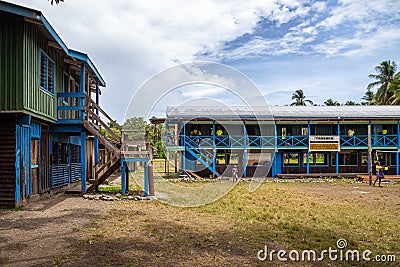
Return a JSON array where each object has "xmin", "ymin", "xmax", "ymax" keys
[{"xmin": 6, "ymin": 0, "xmax": 400, "ymax": 122}]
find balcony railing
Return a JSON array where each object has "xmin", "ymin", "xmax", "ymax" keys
[
  {"xmin": 372, "ymin": 134, "xmax": 398, "ymax": 147},
  {"xmin": 340, "ymin": 135, "xmax": 368, "ymax": 147},
  {"xmin": 57, "ymin": 92, "xmax": 85, "ymax": 122},
  {"xmin": 167, "ymin": 134, "xmax": 400, "ymax": 149}
]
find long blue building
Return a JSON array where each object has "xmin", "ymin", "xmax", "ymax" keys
[{"xmin": 162, "ymin": 105, "xmax": 400, "ymax": 178}]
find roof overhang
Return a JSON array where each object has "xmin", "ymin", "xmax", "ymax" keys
[{"xmin": 68, "ymin": 50, "xmax": 106, "ymax": 87}]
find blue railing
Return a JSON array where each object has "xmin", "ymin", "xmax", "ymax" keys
[
  {"xmin": 168, "ymin": 134, "xmax": 400, "ymax": 149},
  {"xmin": 340, "ymin": 135, "xmax": 368, "ymax": 147},
  {"xmin": 277, "ymin": 136, "xmax": 308, "ymax": 147},
  {"xmin": 57, "ymin": 92, "xmax": 85, "ymax": 123},
  {"xmin": 372, "ymin": 135, "xmax": 398, "ymax": 147}
]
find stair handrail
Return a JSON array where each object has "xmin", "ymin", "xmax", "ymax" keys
[
  {"xmin": 85, "ymin": 96, "xmax": 121, "ymax": 143},
  {"xmin": 86, "ymin": 97, "xmax": 121, "ymax": 128}
]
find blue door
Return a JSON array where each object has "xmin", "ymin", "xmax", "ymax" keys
[
  {"xmin": 19, "ymin": 126, "xmax": 32, "ymax": 198},
  {"xmin": 15, "ymin": 126, "xmax": 21, "ymax": 205}
]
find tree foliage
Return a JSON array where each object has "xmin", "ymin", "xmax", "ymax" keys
[
  {"xmin": 324, "ymin": 99, "xmax": 340, "ymax": 106},
  {"xmin": 122, "ymin": 117, "xmax": 166, "ymax": 159},
  {"xmin": 344, "ymin": 100, "xmax": 359, "ymax": 106},
  {"xmin": 361, "ymin": 88, "xmax": 376, "ymax": 105},
  {"xmin": 367, "ymin": 60, "xmax": 399, "ymax": 105},
  {"xmin": 290, "ymin": 89, "xmax": 313, "ymax": 106},
  {"xmin": 49, "ymin": 0, "xmax": 64, "ymax": 5}
]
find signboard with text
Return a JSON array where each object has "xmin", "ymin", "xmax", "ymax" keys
[{"xmin": 309, "ymin": 136, "xmax": 340, "ymax": 152}]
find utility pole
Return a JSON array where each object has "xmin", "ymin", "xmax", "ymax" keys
[{"xmin": 368, "ymin": 124, "xmax": 372, "ymax": 185}]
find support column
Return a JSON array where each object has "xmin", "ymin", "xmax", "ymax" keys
[
  {"xmin": 165, "ymin": 120, "xmax": 169, "ymax": 146},
  {"xmin": 306, "ymin": 121, "xmax": 310, "ymax": 174},
  {"xmin": 80, "ymin": 131, "xmax": 86, "ymax": 192},
  {"xmin": 212, "ymin": 149, "xmax": 217, "ymax": 179},
  {"xmin": 148, "ymin": 163, "xmax": 154, "ymax": 196},
  {"xmin": 243, "ymin": 120, "xmax": 247, "ymax": 177},
  {"xmin": 80, "ymin": 63, "xmax": 85, "ymax": 120},
  {"xmin": 273, "ymin": 122, "xmax": 278, "ymax": 178},
  {"xmin": 397, "ymin": 121, "xmax": 400, "ymax": 175},
  {"xmin": 212, "ymin": 121, "xmax": 216, "ymax": 178},
  {"xmin": 68, "ymin": 143, "xmax": 72, "ymax": 184},
  {"xmin": 183, "ymin": 122, "xmax": 186, "ymax": 173},
  {"xmin": 336, "ymin": 121, "xmax": 340, "ymax": 174},
  {"xmin": 121, "ymin": 160, "xmax": 126, "ymax": 195},
  {"xmin": 144, "ymin": 161, "xmax": 149, "ymax": 197},
  {"xmin": 94, "ymin": 84, "xmax": 99, "ymax": 163}
]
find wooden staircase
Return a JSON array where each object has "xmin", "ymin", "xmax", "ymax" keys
[{"xmin": 84, "ymin": 96, "xmax": 122, "ymax": 192}]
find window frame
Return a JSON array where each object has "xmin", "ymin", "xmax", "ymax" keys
[
  {"xmin": 283, "ymin": 152, "xmax": 300, "ymax": 167},
  {"xmin": 332, "ymin": 152, "xmax": 359, "ymax": 166},
  {"xmin": 303, "ymin": 152, "xmax": 329, "ymax": 167},
  {"xmin": 39, "ymin": 50, "xmax": 55, "ymax": 94}
]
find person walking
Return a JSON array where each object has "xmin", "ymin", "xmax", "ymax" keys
[
  {"xmin": 373, "ymin": 161, "xmax": 385, "ymax": 187},
  {"xmin": 232, "ymin": 165, "xmax": 239, "ymax": 183}
]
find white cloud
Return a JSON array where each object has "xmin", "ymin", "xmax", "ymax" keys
[{"xmin": 4, "ymin": 0, "xmax": 400, "ymax": 120}]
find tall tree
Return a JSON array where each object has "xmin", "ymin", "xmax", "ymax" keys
[
  {"xmin": 387, "ymin": 73, "xmax": 400, "ymax": 105},
  {"xmin": 290, "ymin": 89, "xmax": 313, "ymax": 106},
  {"xmin": 49, "ymin": 0, "xmax": 64, "ymax": 4},
  {"xmin": 324, "ymin": 99, "xmax": 340, "ymax": 106},
  {"xmin": 122, "ymin": 117, "xmax": 166, "ymax": 159},
  {"xmin": 344, "ymin": 100, "xmax": 359, "ymax": 106},
  {"xmin": 367, "ymin": 60, "xmax": 397, "ymax": 105},
  {"xmin": 122, "ymin": 117, "xmax": 147, "ymax": 140},
  {"xmin": 361, "ymin": 88, "xmax": 376, "ymax": 105}
]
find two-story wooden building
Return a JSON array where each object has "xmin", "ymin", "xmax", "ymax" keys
[
  {"xmin": 0, "ymin": 1, "xmax": 120, "ymax": 208},
  {"xmin": 163, "ymin": 105, "xmax": 400, "ymax": 179}
]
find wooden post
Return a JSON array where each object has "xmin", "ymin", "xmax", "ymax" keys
[
  {"xmin": 174, "ymin": 152, "xmax": 178, "ymax": 173},
  {"xmin": 306, "ymin": 121, "xmax": 310, "ymax": 174},
  {"xmin": 368, "ymin": 124, "xmax": 372, "ymax": 185},
  {"xmin": 121, "ymin": 160, "xmax": 126, "ymax": 195},
  {"xmin": 148, "ymin": 163, "xmax": 154, "ymax": 196},
  {"xmin": 80, "ymin": 131, "xmax": 86, "ymax": 192},
  {"xmin": 336, "ymin": 121, "xmax": 340, "ymax": 174},
  {"xmin": 145, "ymin": 129, "xmax": 154, "ymax": 196},
  {"xmin": 144, "ymin": 161, "xmax": 149, "ymax": 197}
]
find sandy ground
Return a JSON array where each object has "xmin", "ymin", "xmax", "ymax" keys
[{"xmin": 0, "ymin": 195, "xmax": 108, "ymax": 266}]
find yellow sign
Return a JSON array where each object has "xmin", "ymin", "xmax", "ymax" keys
[
  {"xmin": 309, "ymin": 135, "xmax": 340, "ymax": 152},
  {"xmin": 309, "ymin": 143, "xmax": 339, "ymax": 151}
]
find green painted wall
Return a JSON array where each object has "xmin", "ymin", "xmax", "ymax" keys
[
  {"xmin": 0, "ymin": 12, "xmax": 65, "ymax": 122},
  {"xmin": 0, "ymin": 12, "xmax": 24, "ymax": 111},
  {"xmin": 23, "ymin": 21, "xmax": 63, "ymax": 122}
]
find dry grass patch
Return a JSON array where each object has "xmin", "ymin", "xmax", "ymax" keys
[{"xmin": 71, "ymin": 181, "xmax": 400, "ymax": 266}]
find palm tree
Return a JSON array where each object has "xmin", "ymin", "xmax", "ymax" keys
[
  {"xmin": 344, "ymin": 100, "xmax": 359, "ymax": 106},
  {"xmin": 367, "ymin": 60, "xmax": 397, "ymax": 105},
  {"xmin": 324, "ymin": 99, "xmax": 340, "ymax": 106},
  {"xmin": 49, "ymin": 0, "xmax": 64, "ymax": 5},
  {"xmin": 290, "ymin": 89, "xmax": 313, "ymax": 106},
  {"xmin": 361, "ymin": 88, "xmax": 376, "ymax": 105},
  {"xmin": 387, "ymin": 73, "xmax": 400, "ymax": 105}
]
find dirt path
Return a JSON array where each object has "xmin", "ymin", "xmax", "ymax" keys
[{"xmin": 0, "ymin": 195, "xmax": 108, "ymax": 266}]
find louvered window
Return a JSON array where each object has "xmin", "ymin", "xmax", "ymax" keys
[{"xmin": 39, "ymin": 51, "xmax": 55, "ymax": 93}]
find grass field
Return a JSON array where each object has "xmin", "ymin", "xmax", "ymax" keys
[{"xmin": 69, "ymin": 180, "xmax": 400, "ymax": 266}]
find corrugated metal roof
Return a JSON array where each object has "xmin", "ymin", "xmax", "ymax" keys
[{"xmin": 166, "ymin": 106, "xmax": 400, "ymax": 120}]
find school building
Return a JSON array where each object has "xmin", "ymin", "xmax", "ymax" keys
[{"xmin": 161, "ymin": 105, "xmax": 400, "ymax": 178}]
